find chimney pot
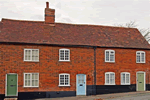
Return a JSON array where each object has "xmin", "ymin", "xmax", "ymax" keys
[{"xmin": 46, "ymin": 2, "xmax": 49, "ymax": 8}]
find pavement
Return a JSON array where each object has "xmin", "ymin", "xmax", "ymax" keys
[{"xmin": 36, "ymin": 91, "xmax": 150, "ymax": 100}]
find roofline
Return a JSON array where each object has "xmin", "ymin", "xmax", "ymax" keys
[
  {"xmin": 0, "ymin": 41, "xmax": 150, "ymax": 50},
  {"xmin": 1, "ymin": 18, "xmax": 138, "ymax": 29}
]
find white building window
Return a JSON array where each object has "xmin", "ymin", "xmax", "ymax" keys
[
  {"xmin": 105, "ymin": 72, "xmax": 115, "ymax": 85},
  {"xmin": 136, "ymin": 51, "xmax": 145, "ymax": 63},
  {"xmin": 24, "ymin": 49, "xmax": 39, "ymax": 61},
  {"xmin": 121, "ymin": 72, "xmax": 130, "ymax": 85},
  {"xmin": 59, "ymin": 73, "xmax": 70, "ymax": 86},
  {"xmin": 24, "ymin": 73, "xmax": 39, "ymax": 87},
  {"xmin": 105, "ymin": 50, "xmax": 115, "ymax": 62},
  {"xmin": 59, "ymin": 49, "xmax": 70, "ymax": 61}
]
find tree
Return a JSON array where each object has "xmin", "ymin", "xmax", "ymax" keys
[{"xmin": 114, "ymin": 21, "xmax": 150, "ymax": 42}]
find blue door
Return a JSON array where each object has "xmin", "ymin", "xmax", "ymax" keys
[{"xmin": 76, "ymin": 74, "xmax": 86, "ymax": 95}]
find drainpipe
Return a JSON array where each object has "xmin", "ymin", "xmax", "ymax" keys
[{"xmin": 93, "ymin": 46, "xmax": 97, "ymax": 95}]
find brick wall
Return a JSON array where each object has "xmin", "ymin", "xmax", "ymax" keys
[
  {"xmin": 1, "ymin": 44, "xmax": 150, "ymax": 95},
  {"xmin": 96, "ymin": 48, "xmax": 150, "ymax": 85},
  {"xmin": 0, "ymin": 44, "xmax": 94, "ymax": 94}
]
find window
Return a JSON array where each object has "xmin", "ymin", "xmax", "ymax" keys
[
  {"xmin": 105, "ymin": 72, "xmax": 115, "ymax": 85},
  {"xmin": 24, "ymin": 73, "xmax": 39, "ymax": 87},
  {"xmin": 136, "ymin": 51, "xmax": 145, "ymax": 63},
  {"xmin": 105, "ymin": 50, "xmax": 115, "ymax": 62},
  {"xmin": 121, "ymin": 72, "xmax": 130, "ymax": 85},
  {"xmin": 24, "ymin": 49, "xmax": 39, "ymax": 61},
  {"xmin": 59, "ymin": 73, "xmax": 70, "ymax": 86},
  {"xmin": 59, "ymin": 49, "xmax": 70, "ymax": 61}
]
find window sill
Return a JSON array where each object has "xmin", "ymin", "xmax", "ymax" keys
[
  {"xmin": 23, "ymin": 86, "xmax": 39, "ymax": 88},
  {"xmin": 121, "ymin": 84, "xmax": 130, "ymax": 85},
  {"xmin": 136, "ymin": 62, "xmax": 146, "ymax": 64},
  {"xmin": 58, "ymin": 85, "xmax": 71, "ymax": 87},
  {"xmin": 105, "ymin": 61, "xmax": 115, "ymax": 63},
  {"xmin": 59, "ymin": 60, "xmax": 70, "ymax": 62},
  {"xmin": 105, "ymin": 84, "xmax": 116, "ymax": 85},
  {"xmin": 24, "ymin": 60, "xmax": 39, "ymax": 62}
]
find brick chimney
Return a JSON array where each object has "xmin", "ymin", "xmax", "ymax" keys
[{"xmin": 45, "ymin": 2, "xmax": 55, "ymax": 24}]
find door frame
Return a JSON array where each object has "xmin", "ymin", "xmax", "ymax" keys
[
  {"xmin": 76, "ymin": 74, "xmax": 86, "ymax": 95},
  {"xmin": 136, "ymin": 71, "xmax": 146, "ymax": 91},
  {"xmin": 5, "ymin": 73, "xmax": 18, "ymax": 96}
]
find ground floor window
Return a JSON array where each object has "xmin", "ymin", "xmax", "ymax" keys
[
  {"xmin": 59, "ymin": 73, "xmax": 70, "ymax": 86},
  {"xmin": 121, "ymin": 72, "xmax": 130, "ymax": 85},
  {"xmin": 24, "ymin": 73, "xmax": 39, "ymax": 87},
  {"xmin": 105, "ymin": 72, "xmax": 115, "ymax": 85}
]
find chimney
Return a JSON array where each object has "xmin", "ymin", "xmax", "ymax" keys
[{"xmin": 45, "ymin": 2, "xmax": 55, "ymax": 25}]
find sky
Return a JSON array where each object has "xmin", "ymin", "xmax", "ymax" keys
[{"xmin": 0, "ymin": 0, "xmax": 150, "ymax": 32}]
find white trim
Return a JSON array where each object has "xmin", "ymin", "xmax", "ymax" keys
[
  {"xmin": 23, "ymin": 73, "xmax": 39, "ymax": 87},
  {"xmin": 5, "ymin": 73, "xmax": 18, "ymax": 97},
  {"xmin": 59, "ymin": 49, "xmax": 70, "ymax": 62},
  {"xmin": 105, "ymin": 72, "xmax": 116, "ymax": 85},
  {"xmin": 120, "ymin": 72, "xmax": 130, "ymax": 85},
  {"xmin": 136, "ymin": 51, "xmax": 145, "ymax": 63},
  {"xmin": 136, "ymin": 71, "xmax": 146, "ymax": 91},
  {"xmin": 105, "ymin": 50, "xmax": 115, "ymax": 63},
  {"xmin": 76, "ymin": 74, "xmax": 86, "ymax": 95},
  {"xmin": 24, "ymin": 49, "xmax": 39, "ymax": 62},
  {"xmin": 59, "ymin": 73, "xmax": 70, "ymax": 86}
]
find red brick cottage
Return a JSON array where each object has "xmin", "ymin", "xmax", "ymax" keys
[{"xmin": 0, "ymin": 2, "xmax": 150, "ymax": 100}]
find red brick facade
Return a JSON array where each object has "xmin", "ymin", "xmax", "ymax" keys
[
  {"xmin": 0, "ymin": 44, "xmax": 150, "ymax": 95},
  {"xmin": 0, "ymin": 44, "xmax": 94, "ymax": 94}
]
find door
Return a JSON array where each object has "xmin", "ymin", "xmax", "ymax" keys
[
  {"xmin": 137, "ymin": 72, "xmax": 145, "ymax": 91},
  {"xmin": 6, "ymin": 74, "xmax": 18, "ymax": 96},
  {"xmin": 76, "ymin": 74, "xmax": 86, "ymax": 95}
]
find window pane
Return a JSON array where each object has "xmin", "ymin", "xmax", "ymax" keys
[
  {"xmin": 35, "ymin": 80, "xmax": 38, "ymax": 86},
  {"xmin": 121, "ymin": 73, "xmax": 125, "ymax": 84},
  {"xmin": 137, "ymin": 55, "xmax": 140, "ymax": 62},
  {"xmin": 28, "ymin": 80, "xmax": 30, "ymax": 86},
  {"xmin": 32, "ymin": 74, "xmax": 35, "ymax": 80},
  {"xmin": 110, "ymin": 55, "xmax": 114, "ymax": 61},
  {"xmin": 126, "ymin": 74, "xmax": 129, "ymax": 83},
  {"xmin": 25, "ymin": 74, "xmax": 28, "ymax": 79},
  {"xmin": 32, "ymin": 80, "xmax": 35, "ymax": 86},
  {"xmin": 27, "ymin": 74, "xmax": 30, "ymax": 79},
  {"xmin": 141, "ymin": 53, "xmax": 145, "ymax": 62},
  {"xmin": 106, "ymin": 74, "xmax": 109, "ymax": 84},
  {"xmin": 25, "ymin": 80, "xmax": 27, "ymax": 86},
  {"xmin": 35, "ymin": 74, "xmax": 38, "ymax": 80},
  {"xmin": 60, "ymin": 50, "xmax": 64, "ymax": 60},
  {"xmin": 106, "ymin": 51, "xmax": 109, "ymax": 61},
  {"xmin": 110, "ymin": 73, "xmax": 114, "ymax": 84},
  {"xmin": 28, "ymin": 50, "xmax": 31, "ymax": 60}
]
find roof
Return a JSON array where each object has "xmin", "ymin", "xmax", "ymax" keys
[{"xmin": 0, "ymin": 18, "xmax": 150, "ymax": 49}]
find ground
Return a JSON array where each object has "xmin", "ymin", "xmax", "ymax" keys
[{"xmin": 35, "ymin": 91, "xmax": 150, "ymax": 100}]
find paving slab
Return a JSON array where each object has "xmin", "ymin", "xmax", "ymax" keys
[{"xmin": 35, "ymin": 91, "xmax": 150, "ymax": 100}]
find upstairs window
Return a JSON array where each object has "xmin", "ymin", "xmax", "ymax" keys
[
  {"xmin": 59, "ymin": 49, "xmax": 70, "ymax": 61},
  {"xmin": 59, "ymin": 73, "xmax": 70, "ymax": 86},
  {"xmin": 105, "ymin": 72, "xmax": 115, "ymax": 85},
  {"xmin": 136, "ymin": 51, "xmax": 145, "ymax": 63},
  {"xmin": 24, "ymin": 49, "xmax": 39, "ymax": 61},
  {"xmin": 105, "ymin": 50, "xmax": 115, "ymax": 62},
  {"xmin": 121, "ymin": 72, "xmax": 130, "ymax": 85}
]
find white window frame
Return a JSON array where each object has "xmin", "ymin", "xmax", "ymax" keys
[
  {"xmin": 105, "ymin": 50, "xmax": 115, "ymax": 62},
  {"xmin": 24, "ymin": 49, "xmax": 39, "ymax": 62},
  {"xmin": 59, "ymin": 49, "xmax": 70, "ymax": 61},
  {"xmin": 105, "ymin": 72, "xmax": 115, "ymax": 85},
  {"xmin": 58, "ymin": 73, "xmax": 70, "ymax": 86},
  {"xmin": 121, "ymin": 72, "xmax": 130, "ymax": 85},
  {"xmin": 136, "ymin": 51, "xmax": 145, "ymax": 63},
  {"xmin": 24, "ymin": 73, "xmax": 39, "ymax": 87}
]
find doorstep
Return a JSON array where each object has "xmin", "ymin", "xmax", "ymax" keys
[{"xmin": 4, "ymin": 98, "xmax": 17, "ymax": 100}]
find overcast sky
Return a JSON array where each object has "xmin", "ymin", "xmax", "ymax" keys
[{"xmin": 0, "ymin": 0, "xmax": 150, "ymax": 30}]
